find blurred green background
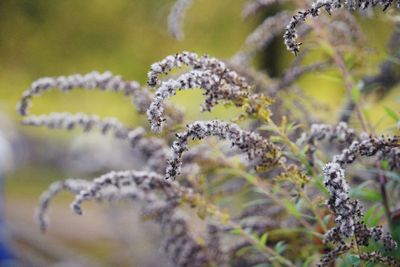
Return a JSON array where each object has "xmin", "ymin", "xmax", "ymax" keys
[{"xmin": 0, "ymin": 0, "xmax": 398, "ymax": 266}]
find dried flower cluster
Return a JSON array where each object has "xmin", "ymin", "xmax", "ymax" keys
[
  {"xmin": 17, "ymin": 70, "xmax": 184, "ymax": 127},
  {"xmin": 22, "ymin": 112, "xmax": 145, "ymax": 140},
  {"xmin": 166, "ymin": 120, "xmax": 280, "ymax": 180},
  {"xmin": 360, "ymin": 252, "xmax": 400, "ymax": 266},
  {"xmin": 15, "ymin": 2, "xmax": 400, "ymax": 266},
  {"xmin": 321, "ymin": 135, "xmax": 399, "ymax": 266},
  {"xmin": 283, "ymin": 0, "xmax": 400, "ymax": 54},
  {"xmin": 36, "ymin": 179, "xmax": 92, "ymax": 232},
  {"xmin": 298, "ymin": 122, "xmax": 357, "ymax": 166},
  {"xmin": 21, "ymin": 112, "xmax": 172, "ymax": 173},
  {"xmin": 17, "ymin": 71, "xmax": 142, "ymax": 116},
  {"xmin": 37, "ymin": 170, "xmax": 222, "ymax": 266},
  {"xmin": 147, "ymin": 51, "xmax": 251, "ymax": 132},
  {"xmin": 21, "ymin": 112, "xmax": 236, "ymax": 176}
]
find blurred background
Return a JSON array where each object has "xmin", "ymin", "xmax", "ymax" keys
[{"xmin": 0, "ymin": 0, "xmax": 398, "ymax": 266}]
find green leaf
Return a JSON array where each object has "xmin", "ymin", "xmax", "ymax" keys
[
  {"xmin": 350, "ymin": 187, "xmax": 381, "ymax": 202},
  {"xmin": 295, "ymin": 199, "xmax": 304, "ymax": 213},
  {"xmin": 257, "ymin": 125, "xmax": 276, "ymax": 132},
  {"xmin": 285, "ymin": 122, "xmax": 301, "ymax": 134},
  {"xmin": 274, "ymin": 241, "xmax": 287, "ymax": 254},
  {"xmin": 349, "ymin": 180, "xmax": 381, "ymax": 202},
  {"xmin": 381, "ymin": 160, "xmax": 389, "ymax": 170},
  {"xmin": 323, "ymin": 214, "xmax": 331, "ymax": 225},
  {"xmin": 259, "ymin": 232, "xmax": 268, "ymax": 246},
  {"xmin": 282, "ymin": 199, "xmax": 301, "ymax": 219},
  {"xmin": 313, "ymin": 175, "xmax": 330, "ymax": 196},
  {"xmin": 364, "ymin": 204, "xmax": 383, "ymax": 227},
  {"xmin": 243, "ymin": 198, "xmax": 271, "ymax": 208},
  {"xmin": 346, "ymin": 255, "xmax": 361, "ymax": 266},
  {"xmin": 385, "ymin": 171, "xmax": 400, "ymax": 182},
  {"xmin": 384, "ymin": 106, "xmax": 399, "ymax": 121},
  {"xmin": 302, "ymin": 256, "xmax": 316, "ymax": 267},
  {"xmin": 270, "ymin": 136, "xmax": 283, "ymax": 143},
  {"xmin": 230, "ymin": 228, "xmax": 242, "ymax": 235},
  {"xmin": 219, "ymin": 168, "xmax": 257, "ymax": 185},
  {"xmin": 236, "ymin": 245, "xmax": 253, "ymax": 257}
]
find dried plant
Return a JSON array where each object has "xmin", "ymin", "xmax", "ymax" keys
[
  {"xmin": 17, "ymin": 70, "xmax": 184, "ymax": 128},
  {"xmin": 283, "ymin": 0, "xmax": 400, "ymax": 55},
  {"xmin": 147, "ymin": 51, "xmax": 251, "ymax": 132},
  {"xmin": 165, "ymin": 120, "xmax": 281, "ymax": 180},
  {"xmin": 321, "ymin": 135, "xmax": 399, "ymax": 266},
  {"xmin": 16, "ymin": 1, "xmax": 400, "ymax": 266}
]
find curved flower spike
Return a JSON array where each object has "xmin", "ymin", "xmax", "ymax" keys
[{"xmin": 166, "ymin": 120, "xmax": 280, "ymax": 180}]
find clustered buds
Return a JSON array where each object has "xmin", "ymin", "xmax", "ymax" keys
[
  {"xmin": 298, "ymin": 122, "xmax": 357, "ymax": 166},
  {"xmin": 147, "ymin": 51, "xmax": 250, "ymax": 132},
  {"xmin": 360, "ymin": 252, "xmax": 400, "ymax": 267},
  {"xmin": 157, "ymin": 206, "xmax": 211, "ymax": 267},
  {"xmin": 317, "ymin": 242, "xmax": 353, "ymax": 267},
  {"xmin": 332, "ymin": 135, "xmax": 399, "ymax": 169},
  {"xmin": 22, "ymin": 112, "xmax": 145, "ymax": 140},
  {"xmin": 20, "ymin": 112, "xmax": 171, "ymax": 173},
  {"xmin": 21, "ymin": 112, "xmax": 229, "ymax": 175},
  {"xmin": 323, "ymin": 162, "xmax": 360, "ymax": 238},
  {"xmin": 17, "ymin": 70, "xmax": 184, "ymax": 130},
  {"xmin": 321, "ymin": 135, "xmax": 399, "ymax": 265},
  {"xmin": 70, "ymin": 170, "xmax": 179, "ymax": 215},
  {"xmin": 386, "ymin": 145, "xmax": 400, "ymax": 170},
  {"xmin": 36, "ymin": 179, "xmax": 91, "ymax": 232},
  {"xmin": 284, "ymin": 0, "xmax": 400, "ymax": 54},
  {"xmin": 17, "ymin": 71, "xmax": 144, "ymax": 116},
  {"xmin": 39, "ymin": 169, "xmax": 225, "ymax": 266},
  {"xmin": 166, "ymin": 120, "xmax": 280, "ymax": 180}
]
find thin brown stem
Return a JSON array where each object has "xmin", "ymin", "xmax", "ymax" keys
[{"xmin": 375, "ymin": 161, "xmax": 392, "ymax": 227}]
